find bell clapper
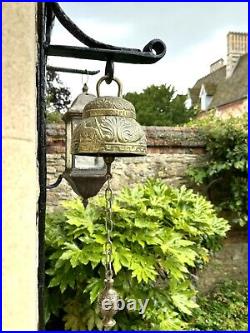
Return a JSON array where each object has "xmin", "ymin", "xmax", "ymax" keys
[{"xmin": 98, "ymin": 155, "xmax": 119, "ymax": 329}]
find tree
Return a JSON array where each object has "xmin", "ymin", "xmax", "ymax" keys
[
  {"xmin": 124, "ymin": 84, "xmax": 196, "ymax": 126},
  {"xmin": 46, "ymin": 69, "xmax": 71, "ymax": 123}
]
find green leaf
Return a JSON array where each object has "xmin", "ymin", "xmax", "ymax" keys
[
  {"xmin": 113, "ymin": 252, "xmax": 122, "ymax": 274},
  {"xmin": 171, "ymin": 293, "xmax": 198, "ymax": 315},
  {"xmin": 84, "ymin": 279, "xmax": 103, "ymax": 304}
]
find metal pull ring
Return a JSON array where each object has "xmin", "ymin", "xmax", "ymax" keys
[{"xmin": 96, "ymin": 76, "xmax": 123, "ymax": 97}]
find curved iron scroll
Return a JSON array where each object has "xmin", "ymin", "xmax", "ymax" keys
[
  {"xmin": 50, "ymin": 2, "xmax": 136, "ymax": 51},
  {"xmin": 46, "ymin": 2, "xmax": 166, "ymax": 64},
  {"xmin": 46, "ymin": 174, "xmax": 63, "ymax": 189}
]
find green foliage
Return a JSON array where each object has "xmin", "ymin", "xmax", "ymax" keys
[
  {"xmin": 191, "ymin": 280, "xmax": 248, "ymax": 331},
  {"xmin": 46, "ymin": 69, "xmax": 71, "ymax": 123},
  {"xmin": 187, "ymin": 114, "xmax": 248, "ymax": 226},
  {"xmin": 124, "ymin": 84, "xmax": 196, "ymax": 126},
  {"xmin": 45, "ymin": 179, "xmax": 229, "ymax": 330},
  {"xmin": 46, "ymin": 111, "xmax": 64, "ymax": 124}
]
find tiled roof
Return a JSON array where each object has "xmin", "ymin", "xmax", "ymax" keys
[
  {"xmin": 188, "ymin": 53, "xmax": 248, "ymax": 108},
  {"xmin": 189, "ymin": 66, "xmax": 226, "ymax": 105},
  {"xmin": 209, "ymin": 54, "xmax": 248, "ymax": 108},
  {"xmin": 204, "ymin": 83, "xmax": 217, "ymax": 96}
]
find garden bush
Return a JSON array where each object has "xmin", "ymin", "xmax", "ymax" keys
[
  {"xmin": 45, "ymin": 179, "xmax": 230, "ymax": 330},
  {"xmin": 191, "ymin": 279, "xmax": 248, "ymax": 331},
  {"xmin": 187, "ymin": 114, "xmax": 248, "ymax": 226}
]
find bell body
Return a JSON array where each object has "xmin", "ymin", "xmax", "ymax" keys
[{"xmin": 71, "ymin": 77, "xmax": 147, "ymax": 157}]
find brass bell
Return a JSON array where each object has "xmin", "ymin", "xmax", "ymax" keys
[{"xmin": 71, "ymin": 76, "xmax": 147, "ymax": 157}]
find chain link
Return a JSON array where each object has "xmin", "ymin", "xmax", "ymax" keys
[{"xmin": 104, "ymin": 158, "xmax": 114, "ymax": 280}]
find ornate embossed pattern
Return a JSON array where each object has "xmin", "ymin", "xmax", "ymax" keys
[
  {"xmin": 72, "ymin": 96, "xmax": 147, "ymax": 156},
  {"xmin": 72, "ymin": 116, "xmax": 146, "ymax": 156}
]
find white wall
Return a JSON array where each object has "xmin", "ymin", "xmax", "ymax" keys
[{"xmin": 2, "ymin": 3, "xmax": 38, "ymax": 330}]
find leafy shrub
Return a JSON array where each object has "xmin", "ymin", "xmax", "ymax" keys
[
  {"xmin": 191, "ymin": 280, "xmax": 248, "ymax": 331},
  {"xmin": 187, "ymin": 114, "xmax": 248, "ymax": 226},
  {"xmin": 45, "ymin": 179, "xmax": 229, "ymax": 330}
]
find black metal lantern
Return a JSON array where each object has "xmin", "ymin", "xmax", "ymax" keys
[{"xmin": 62, "ymin": 83, "xmax": 107, "ymax": 206}]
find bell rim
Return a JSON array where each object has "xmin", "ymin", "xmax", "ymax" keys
[
  {"xmin": 72, "ymin": 151, "xmax": 147, "ymax": 157},
  {"xmin": 72, "ymin": 143, "xmax": 147, "ymax": 157},
  {"xmin": 82, "ymin": 108, "xmax": 136, "ymax": 119}
]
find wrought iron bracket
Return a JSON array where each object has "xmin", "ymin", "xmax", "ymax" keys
[
  {"xmin": 45, "ymin": 2, "xmax": 166, "ymax": 69},
  {"xmin": 37, "ymin": 3, "xmax": 166, "ymax": 328}
]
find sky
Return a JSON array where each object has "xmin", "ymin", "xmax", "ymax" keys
[{"xmin": 48, "ymin": 2, "xmax": 248, "ymax": 100}]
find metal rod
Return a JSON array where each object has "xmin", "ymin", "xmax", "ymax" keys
[
  {"xmin": 49, "ymin": 2, "xmax": 140, "ymax": 51},
  {"xmin": 37, "ymin": 3, "xmax": 47, "ymax": 330},
  {"xmin": 46, "ymin": 44, "xmax": 166, "ymax": 64},
  {"xmin": 46, "ymin": 65, "xmax": 100, "ymax": 75}
]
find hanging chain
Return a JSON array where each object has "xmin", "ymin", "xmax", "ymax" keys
[
  {"xmin": 104, "ymin": 162, "xmax": 114, "ymax": 280},
  {"xmin": 98, "ymin": 156, "xmax": 119, "ymax": 329}
]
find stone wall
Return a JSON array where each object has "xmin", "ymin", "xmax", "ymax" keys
[
  {"xmin": 46, "ymin": 124, "xmax": 206, "ymax": 209},
  {"xmin": 197, "ymin": 228, "xmax": 248, "ymax": 293},
  {"xmin": 47, "ymin": 125, "xmax": 75, "ymax": 208},
  {"xmin": 46, "ymin": 124, "xmax": 247, "ymax": 292}
]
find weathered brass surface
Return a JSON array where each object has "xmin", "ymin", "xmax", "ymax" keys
[
  {"xmin": 71, "ymin": 76, "xmax": 147, "ymax": 157},
  {"xmin": 98, "ymin": 278, "xmax": 119, "ymax": 328}
]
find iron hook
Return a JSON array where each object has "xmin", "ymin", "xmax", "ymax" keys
[{"xmin": 105, "ymin": 60, "xmax": 114, "ymax": 84}]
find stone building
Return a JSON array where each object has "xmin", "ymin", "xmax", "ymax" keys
[{"xmin": 185, "ymin": 32, "xmax": 248, "ymax": 118}]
